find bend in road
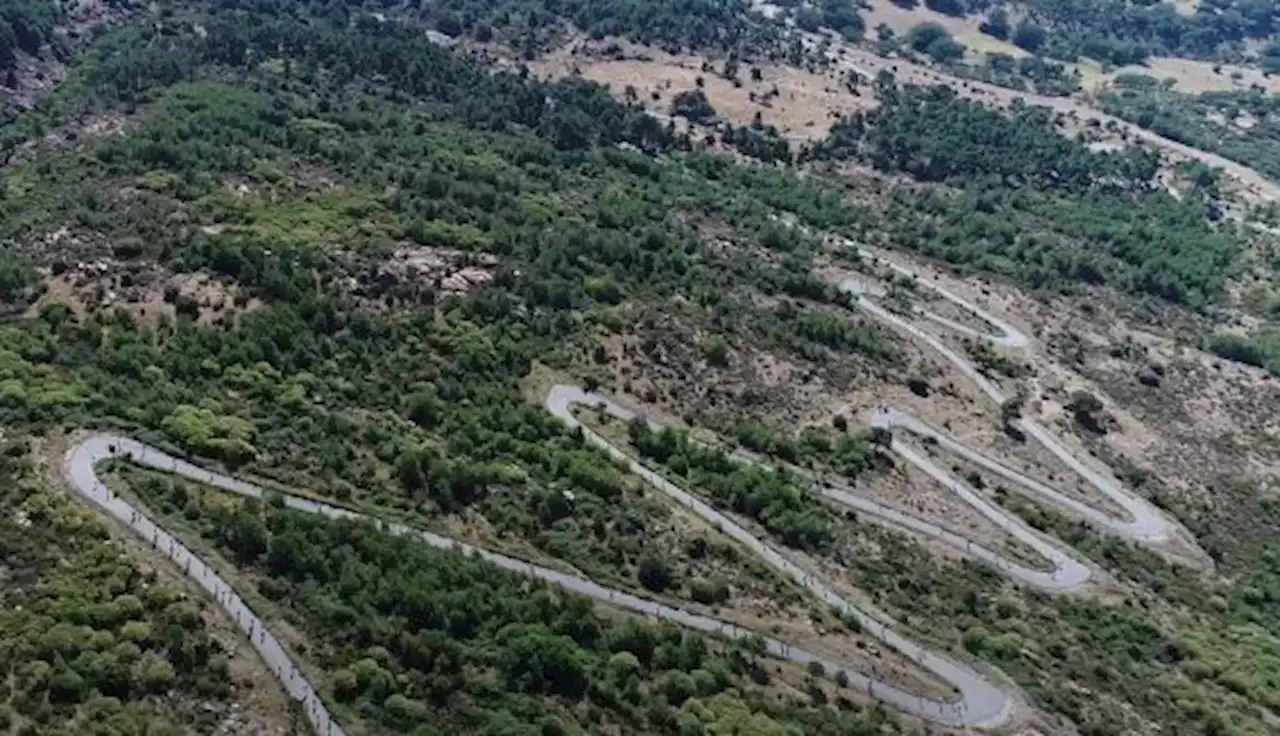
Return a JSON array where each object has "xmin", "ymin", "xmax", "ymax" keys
[
  {"xmin": 544, "ymin": 246, "xmax": 1197, "ymax": 730},
  {"xmin": 64, "ymin": 433, "xmax": 1009, "ymax": 730},
  {"xmin": 63, "ymin": 436, "xmax": 348, "ymax": 736},
  {"xmin": 843, "ymin": 247, "xmax": 1185, "ymax": 551},
  {"xmin": 547, "ymin": 385, "xmax": 1016, "ymax": 726}
]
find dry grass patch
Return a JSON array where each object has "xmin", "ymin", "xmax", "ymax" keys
[
  {"xmin": 526, "ymin": 31, "xmax": 1280, "ymax": 205},
  {"xmin": 11, "ymin": 110, "xmax": 133, "ymax": 164},
  {"xmin": 1088, "ymin": 56, "xmax": 1280, "ymax": 94},
  {"xmin": 19, "ymin": 227, "xmax": 263, "ymax": 325},
  {"xmin": 34, "ymin": 263, "xmax": 260, "ymax": 326},
  {"xmin": 819, "ymin": 256, "xmax": 1223, "ymax": 566},
  {"xmin": 529, "ymin": 38, "xmax": 873, "ymax": 140},
  {"xmin": 1035, "ymin": 295, "xmax": 1280, "ymax": 505},
  {"xmin": 860, "ymin": 0, "xmax": 1027, "ymax": 61}
]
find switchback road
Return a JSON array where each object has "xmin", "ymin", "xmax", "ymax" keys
[{"xmin": 58, "ymin": 247, "xmax": 1196, "ymax": 732}]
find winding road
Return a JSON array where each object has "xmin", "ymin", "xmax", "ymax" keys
[
  {"xmin": 845, "ymin": 250, "xmax": 1184, "ymax": 551},
  {"xmin": 57, "ymin": 248, "xmax": 1196, "ymax": 733},
  {"xmin": 64, "ymin": 431, "xmax": 1006, "ymax": 730}
]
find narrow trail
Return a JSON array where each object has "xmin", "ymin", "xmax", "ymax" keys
[{"xmin": 55, "ymin": 250, "xmax": 1199, "ymax": 733}]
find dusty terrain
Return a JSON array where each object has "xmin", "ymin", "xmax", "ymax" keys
[
  {"xmin": 375, "ymin": 243, "xmax": 498, "ymax": 299},
  {"xmin": 859, "ymin": 246, "xmax": 1276, "ymax": 498},
  {"xmin": 1034, "ymin": 296, "xmax": 1280, "ymax": 503},
  {"xmin": 21, "ymin": 228, "xmax": 261, "ymax": 325},
  {"xmin": 858, "ymin": 0, "xmax": 1027, "ymax": 61},
  {"xmin": 849, "ymin": 0, "xmax": 1280, "ymax": 95},
  {"xmin": 1092, "ymin": 56, "xmax": 1280, "ymax": 94}
]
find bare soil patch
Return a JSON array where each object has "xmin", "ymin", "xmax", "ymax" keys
[
  {"xmin": 863, "ymin": 454, "xmax": 1055, "ymax": 570},
  {"xmin": 842, "ymin": 248, "xmax": 1268, "ymax": 567},
  {"xmin": 1034, "ymin": 294, "xmax": 1280, "ymax": 511},
  {"xmin": 11, "ymin": 110, "xmax": 133, "ymax": 164},
  {"xmin": 819, "ymin": 255, "xmax": 1220, "ymax": 567},
  {"xmin": 523, "ymin": 30, "xmax": 1280, "ymax": 205},
  {"xmin": 380, "ymin": 243, "xmax": 498, "ymax": 297},
  {"xmin": 19, "ymin": 228, "xmax": 263, "ymax": 325},
  {"xmin": 1173, "ymin": 0, "xmax": 1200, "ymax": 16}
]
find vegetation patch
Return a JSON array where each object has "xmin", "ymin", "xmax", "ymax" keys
[
  {"xmin": 807, "ymin": 79, "xmax": 1240, "ymax": 306},
  {"xmin": 0, "ymin": 1, "xmax": 1277, "ymax": 734},
  {"xmin": 0, "ymin": 433, "xmax": 289, "ymax": 733}
]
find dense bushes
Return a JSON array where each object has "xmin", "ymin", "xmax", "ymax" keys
[
  {"xmin": 246, "ymin": 0, "xmax": 787, "ymax": 56},
  {"xmin": 92, "ymin": 13, "xmax": 679, "ymax": 153},
  {"xmin": 0, "ymin": 12, "xmax": 896, "ymax": 710},
  {"xmin": 2, "ymin": 2, "xmax": 1278, "ymax": 735},
  {"xmin": 971, "ymin": 52, "xmax": 1081, "ymax": 96},
  {"xmin": 810, "ymin": 80, "xmax": 1158, "ymax": 191},
  {"xmin": 0, "ymin": 0, "xmax": 60, "ymax": 69},
  {"xmin": 671, "ymin": 88, "xmax": 718, "ymax": 124},
  {"xmin": 0, "ymin": 249, "xmax": 38, "ymax": 306},
  {"xmin": 908, "ymin": 22, "xmax": 965, "ymax": 62},
  {"xmin": 128, "ymin": 481, "xmax": 898, "ymax": 734},
  {"xmin": 973, "ymin": 0, "xmax": 1280, "ymax": 64},
  {"xmin": 161, "ymin": 404, "xmax": 257, "ymax": 465},
  {"xmin": 1207, "ymin": 331, "xmax": 1280, "ymax": 374},
  {"xmin": 1099, "ymin": 82, "xmax": 1280, "ymax": 184},
  {"xmin": 0, "ymin": 436, "xmax": 246, "ymax": 732},
  {"xmin": 628, "ymin": 419, "xmax": 842, "ymax": 551}
]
